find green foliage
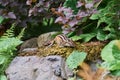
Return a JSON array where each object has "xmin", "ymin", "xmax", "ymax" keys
[
  {"xmin": 62, "ymin": 0, "xmax": 120, "ymax": 42},
  {"xmin": 2, "ymin": 23, "xmax": 15, "ymax": 38},
  {"xmin": 0, "ymin": 38, "xmax": 22, "ymax": 53},
  {"xmin": 91, "ymin": 0, "xmax": 120, "ymax": 28},
  {"xmin": 66, "ymin": 50, "xmax": 87, "ymax": 69},
  {"xmin": 0, "ymin": 16, "xmax": 4, "ymax": 24},
  {"xmin": 68, "ymin": 78, "xmax": 75, "ymax": 80},
  {"xmin": 111, "ymin": 70, "xmax": 120, "ymax": 76},
  {"xmin": 42, "ymin": 18, "xmax": 54, "ymax": 27},
  {"xmin": 17, "ymin": 27, "xmax": 25, "ymax": 39},
  {"xmin": 90, "ymin": 0, "xmax": 120, "ymax": 40},
  {"xmin": 0, "ymin": 0, "xmax": 64, "ymax": 40},
  {"xmin": 0, "ymin": 15, "xmax": 9, "ymax": 24},
  {"xmin": 0, "ymin": 75, "xmax": 7, "ymax": 80},
  {"xmin": 68, "ymin": 77, "xmax": 82, "ymax": 80},
  {"xmin": 54, "ymin": 0, "xmax": 100, "ymax": 35},
  {"xmin": 0, "ymin": 24, "xmax": 24, "ymax": 80},
  {"xmin": 101, "ymin": 40, "xmax": 120, "ymax": 73},
  {"xmin": 63, "ymin": 0, "xmax": 78, "ymax": 14},
  {"xmin": 96, "ymin": 29, "xmax": 108, "ymax": 41},
  {"xmin": 71, "ymin": 33, "xmax": 96, "ymax": 42},
  {"xmin": 0, "ymin": 0, "xmax": 63, "ymax": 26}
]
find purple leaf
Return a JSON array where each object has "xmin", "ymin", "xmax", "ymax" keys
[
  {"xmin": 38, "ymin": 8, "xmax": 44, "ymax": 13},
  {"xmin": 7, "ymin": 12, "xmax": 16, "ymax": 19},
  {"xmin": 64, "ymin": 7, "xmax": 73, "ymax": 13},
  {"xmin": 68, "ymin": 18, "xmax": 79, "ymax": 27},
  {"xmin": 65, "ymin": 12, "xmax": 74, "ymax": 18},
  {"xmin": 91, "ymin": 9, "xmax": 98, "ymax": 14},
  {"xmin": 86, "ymin": 9, "xmax": 97, "ymax": 14},
  {"xmin": 62, "ymin": 30, "xmax": 69, "ymax": 34},
  {"xmin": 44, "ymin": 1, "xmax": 50, "ymax": 8},
  {"xmin": 58, "ymin": 6, "xmax": 65, "ymax": 12},
  {"xmin": 26, "ymin": 0, "xmax": 32, "ymax": 5},
  {"xmin": 0, "ymin": 0, "xmax": 9, "ymax": 6},
  {"xmin": 55, "ymin": 16, "xmax": 68, "ymax": 24},
  {"xmin": 62, "ymin": 26, "xmax": 76, "ymax": 34},
  {"xmin": 77, "ymin": 11, "xmax": 88, "ymax": 18},
  {"xmin": 28, "ymin": 7, "xmax": 38, "ymax": 16},
  {"xmin": 64, "ymin": 8, "xmax": 74, "ymax": 18},
  {"xmin": 76, "ymin": 1, "xmax": 84, "ymax": 8},
  {"xmin": 85, "ymin": 3, "xmax": 93, "ymax": 9}
]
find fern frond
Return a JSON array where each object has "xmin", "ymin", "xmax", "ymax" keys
[
  {"xmin": 0, "ymin": 23, "xmax": 23, "ymax": 78},
  {"xmin": 2, "ymin": 23, "xmax": 15, "ymax": 38},
  {"xmin": 17, "ymin": 28, "xmax": 25, "ymax": 39}
]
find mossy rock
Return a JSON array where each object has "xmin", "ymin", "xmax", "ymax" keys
[{"xmin": 19, "ymin": 41, "xmax": 106, "ymax": 61}]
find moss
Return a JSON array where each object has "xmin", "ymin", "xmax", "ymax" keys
[{"xmin": 19, "ymin": 41, "xmax": 107, "ymax": 61}]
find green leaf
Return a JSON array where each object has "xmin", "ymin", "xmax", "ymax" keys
[
  {"xmin": 95, "ymin": 0, "xmax": 120, "ymax": 30},
  {"xmin": 96, "ymin": 30, "xmax": 107, "ymax": 41},
  {"xmin": 43, "ymin": 18, "xmax": 48, "ymax": 26},
  {"xmin": 63, "ymin": 0, "xmax": 78, "ymax": 14},
  {"xmin": 67, "ymin": 31, "xmax": 76, "ymax": 38},
  {"xmin": 68, "ymin": 77, "xmax": 75, "ymax": 80},
  {"xmin": 94, "ymin": 0, "xmax": 102, "ymax": 8},
  {"xmin": 71, "ymin": 33, "xmax": 96, "ymax": 42},
  {"xmin": 17, "ymin": 28, "xmax": 25, "ymax": 39},
  {"xmin": 49, "ymin": 18, "xmax": 54, "ymax": 26},
  {"xmin": 97, "ymin": 18, "xmax": 104, "ymax": 28},
  {"xmin": 0, "ymin": 75, "xmax": 7, "ymax": 80},
  {"xmin": 66, "ymin": 50, "xmax": 87, "ymax": 69},
  {"xmin": 101, "ymin": 61, "xmax": 120, "ymax": 70},
  {"xmin": 101, "ymin": 40, "xmax": 118, "ymax": 62},
  {"xmin": 105, "ymin": 33, "xmax": 117, "ymax": 40},
  {"xmin": 0, "ymin": 16, "xmax": 4, "ymax": 24},
  {"xmin": 0, "ymin": 37, "xmax": 22, "ymax": 53},
  {"xmin": 111, "ymin": 70, "xmax": 120, "ymax": 76},
  {"xmin": 101, "ymin": 40, "xmax": 120, "ymax": 70},
  {"xmin": 90, "ymin": 14, "xmax": 99, "ymax": 20},
  {"xmin": 70, "ymin": 35, "xmax": 82, "ymax": 41},
  {"xmin": 0, "ymin": 55, "xmax": 6, "ymax": 65},
  {"xmin": 0, "ymin": 23, "xmax": 23, "ymax": 78},
  {"xmin": 2, "ymin": 23, "xmax": 15, "ymax": 38}
]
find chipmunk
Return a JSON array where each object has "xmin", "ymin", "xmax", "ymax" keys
[{"xmin": 45, "ymin": 34, "xmax": 75, "ymax": 48}]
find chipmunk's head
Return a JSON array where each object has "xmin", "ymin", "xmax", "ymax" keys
[
  {"xmin": 48, "ymin": 34, "xmax": 76, "ymax": 47},
  {"xmin": 64, "ymin": 38, "xmax": 75, "ymax": 47}
]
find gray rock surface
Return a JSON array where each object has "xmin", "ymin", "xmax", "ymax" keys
[
  {"xmin": 19, "ymin": 38, "xmax": 38, "ymax": 53},
  {"xmin": 6, "ymin": 56, "xmax": 73, "ymax": 80},
  {"xmin": 19, "ymin": 32, "xmax": 58, "ymax": 52}
]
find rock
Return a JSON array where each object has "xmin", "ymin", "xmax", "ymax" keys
[
  {"xmin": 22, "ymin": 48, "xmax": 38, "ymax": 53},
  {"xmin": 6, "ymin": 56, "xmax": 73, "ymax": 80},
  {"xmin": 18, "ymin": 48, "xmax": 39, "ymax": 56},
  {"xmin": 19, "ymin": 32, "xmax": 57, "ymax": 53},
  {"xmin": 19, "ymin": 38, "xmax": 38, "ymax": 53},
  {"xmin": 37, "ymin": 32, "xmax": 57, "ymax": 47}
]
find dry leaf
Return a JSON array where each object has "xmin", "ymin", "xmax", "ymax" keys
[
  {"xmin": 77, "ymin": 62, "xmax": 94, "ymax": 80},
  {"xmin": 77, "ymin": 62, "xmax": 110, "ymax": 80}
]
